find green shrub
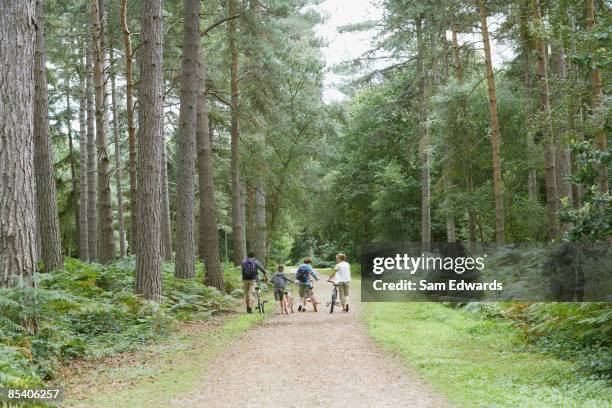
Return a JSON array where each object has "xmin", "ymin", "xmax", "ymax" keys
[{"xmin": 0, "ymin": 257, "xmax": 239, "ymax": 387}]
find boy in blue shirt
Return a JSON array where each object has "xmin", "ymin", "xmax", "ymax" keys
[{"xmin": 295, "ymin": 257, "xmax": 319, "ymax": 312}]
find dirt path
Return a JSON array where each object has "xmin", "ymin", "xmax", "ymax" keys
[{"xmin": 170, "ymin": 273, "xmax": 449, "ymax": 408}]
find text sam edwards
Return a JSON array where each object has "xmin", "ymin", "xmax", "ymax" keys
[{"xmin": 372, "ymin": 279, "xmax": 503, "ymax": 291}]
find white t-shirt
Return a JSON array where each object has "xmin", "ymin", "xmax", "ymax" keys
[{"xmin": 333, "ymin": 261, "xmax": 351, "ymax": 283}]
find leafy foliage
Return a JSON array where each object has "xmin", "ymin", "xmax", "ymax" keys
[{"xmin": 0, "ymin": 258, "xmax": 238, "ymax": 388}]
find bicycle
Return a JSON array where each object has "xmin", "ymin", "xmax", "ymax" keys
[
  {"xmin": 254, "ymin": 280, "xmax": 267, "ymax": 314},
  {"xmin": 282, "ymin": 286, "xmax": 294, "ymax": 314},
  {"xmin": 308, "ymin": 285, "xmax": 319, "ymax": 312},
  {"xmin": 327, "ymin": 280, "xmax": 340, "ymax": 314}
]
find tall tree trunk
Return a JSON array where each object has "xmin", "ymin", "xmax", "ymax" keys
[
  {"xmin": 570, "ymin": 100, "xmax": 583, "ymax": 209},
  {"xmin": 66, "ymin": 89, "xmax": 80, "ymax": 258},
  {"xmin": 174, "ymin": 0, "xmax": 199, "ymax": 278},
  {"xmin": 416, "ymin": 16, "xmax": 430, "ymax": 252},
  {"xmin": 466, "ymin": 171, "xmax": 477, "ymax": 245},
  {"xmin": 33, "ymin": 0, "xmax": 63, "ymax": 272},
  {"xmin": 196, "ymin": 54, "xmax": 223, "ymax": 290},
  {"xmin": 586, "ymin": 0, "xmax": 608, "ymax": 193},
  {"xmin": 552, "ymin": 41, "xmax": 573, "ymax": 218},
  {"xmin": 520, "ymin": 0, "xmax": 538, "ymax": 202},
  {"xmin": 0, "ymin": 0, "xmax": 38, "ymax": 289},
  {"xmin": 228, "ymin": 0, "xmax": 246, "ymax": 265},
  {"xmin": 533, "ymin": 0, "xmax": 559, "ymax": 240},
  {"xmin": 452, "ymin": 24, "xmax": 477, "ymax": 245},
  {"xmin": 110, "ymin": 48, "xmax": 127, "ymax": 257},
  {"xmin": 120, "ymin": 0, "xmax": 137, "ymax": 254},
  {"xmin": 91, "ymin": 0, "xmax": 115, "ymax": 262},
  {"xmin": 247, "ymin": 182, "xmax": 255, "ymax": 250},
  {"xmin": 86, "ymin": 47, "xmax": 98, "ymax": 261},
  {"xmin": 254, "ymin": 178, "xmax": 266, "ymax": 263},
  {"xmin": 136, "ymin": 0, "xmax": 164, "ymax": 301},
  {"xmin": 161, "ymin": 140, "xmax": 173, "ymax": 261},
  {"xmin": 478, "ymin": 0, "xmax": 505, "ymax": 246},
  {"xmin": 443, "ymin": 27, "xmax": 455, "ymax": 243},
  {"xmin": 79, "ymin": 62, "xmax": 89, "ymax": 262}
]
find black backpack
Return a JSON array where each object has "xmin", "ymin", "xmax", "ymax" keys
[{"xmin": 242, "ymin": 258, "xmax": 258, "ymax": 280}]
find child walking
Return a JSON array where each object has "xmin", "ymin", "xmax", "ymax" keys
[{"xmin": 270, "ymin": 265, "xmax": 297, "ymax": 315}]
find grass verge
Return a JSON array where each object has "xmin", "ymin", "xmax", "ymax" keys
[
  {"xmin": 363, "ymin": 302, "xmax": 612, "ymax": 408},
  {"xmin": 62, "ymin": 311, "xmax": 264, "ymax": 408}
]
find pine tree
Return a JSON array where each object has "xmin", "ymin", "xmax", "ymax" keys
[
  {"xmin": 0, "ymin": 0, "xmax": 38, "ymax": 287},
  {"xmin": 33, "ymin": 0, "xmax": 64, "ymax": 271},
  {"xmin": 136, "ymin": 0, "xmax": 164, "ymax": 301}
]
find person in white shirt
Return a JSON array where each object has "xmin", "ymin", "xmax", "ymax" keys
[{"xmin": 328, "ymin": 253, "xmax": 351, "ymax": 312}]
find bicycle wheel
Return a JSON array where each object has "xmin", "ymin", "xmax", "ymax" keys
[
  {"xmin": 330, "ymin": 289, "xmax": 337, "ymax": 314},
  {"xmin": 310, "ymin": 290, "xmax": 318, "ymax": 312},
  {"xmin": 256, "ymin": 289, "xmax": 264, "ymax": 314}
]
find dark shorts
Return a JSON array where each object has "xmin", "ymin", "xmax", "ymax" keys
[{"xmin": 274, "ymin": 288, "xmax": 284, "ymax": 301}]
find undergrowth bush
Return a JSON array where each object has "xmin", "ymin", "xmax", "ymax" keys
[
  {"xmin": 459, "ymin": 247, "xmax": 612, "ymax": 379},
  {"xmin": 0, "ymin": 257, "xmax": 240, "ymax": 388}
]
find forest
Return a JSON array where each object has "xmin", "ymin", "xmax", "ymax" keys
[{"xmin": 0, "ymin": 0, "xmax": 610, "ymax": 406}]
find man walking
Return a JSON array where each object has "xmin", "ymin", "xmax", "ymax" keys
[{"xmin": 242, "ymin": 251, "xmax": 268, "ymax": 313}]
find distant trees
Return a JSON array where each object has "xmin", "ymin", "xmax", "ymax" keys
[{"xmin": 5, "ymin": 0, "xmax": 607, "ymax": 300}]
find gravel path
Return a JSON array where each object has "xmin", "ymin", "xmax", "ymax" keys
[{"xmin": 170, "ymin": 273, "xmax": 449, "ymax": 408}]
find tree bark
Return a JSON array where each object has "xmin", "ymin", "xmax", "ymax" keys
[
  {"xmin": 247, "ymin": 182, "xmax": 255, "ymax": 250},
  {"xmin": 520, "ymin": 0, "xmax": 538, "ymax": 203},
  {"xmin": 466, "ymin": 171, "xmax": 477, "ymax": 246},
  {"xmin": 110, "ymin": 47, "xmax": 127, "ymax": 257},
  {"xmin": 478, "ymin": 0, "xmax": 505, "ymax": 246},
  {"xmin": 86, "ymin": 46, "xmax": 98, "ymax": 261},
  {"xmin": 91, "ymin": 0, "xmax": 115, "ymax": 262},
  {"xmin": 175, "ymin": 0, "xmax": 199, "ymax": 278},
  {"xmin": 228, "ymin": 0, "xmax": 246, "ymax": 265},
  {"xmin": 196, "ymin": 55, "xmax": 223, "ymax": 290},
  {"xmin": 161, "ymin": 140, "xmax": 173, "ymax": 261},
  {"xmin": 0, "ymin": 0, "xmax": 38, "ymax": 288},
  {"xmin": 33, "ymin": 0, "xmax": 64, "ymax": 271},
  {"xmin": 120, "ymin": 0, "xmax": 137, "ymax": 254},
  {"xmin": 551, "ymin": 41, "xmax": 573, "ymax": 216},
  {"xmin": 570, "ymin": 101, "xmax": 583, "ymax": 209},
  {"xmin": 528, "ymin": 170, "xmax": 538, "ymax": 201},
  {"xmin": 586, "ymin": 0, "xmax": 608, "ymax": 193},
  {"xmin": 66, "ymin": 89, "xmax": 80, "ymax": 258},
  {"xmin": 79, "ymin": 60, "xmax": 90, "ymax": 262},
  {"xmin": 136, "ymin": 0, "xmax": 164, "ymax": 301},
  {"xmin": 416, "ymin": 16, "xmax": 430, "ymax": 253},
  {"xmin": 452, "ymin": 24, "xmax": 477, "ymax": 245},
  {"xmin": 254, "ymin": 178, "xmax": 266, "ymax": 263},
  {"xmin": 533, "ymin": 0, "xmax": 559, "ymax": 240}
]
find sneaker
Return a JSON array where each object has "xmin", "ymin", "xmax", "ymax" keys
[
  {"xmin": 247, "ymin": 307, "xmax": 252, "ymax": 314},
  {"xmin": 345, "ymin": 304, "xmax": 349, "ymax": 312},
  {"xmin": 298, "ymin": 305, "xmax": 302, "ymax": 312}
]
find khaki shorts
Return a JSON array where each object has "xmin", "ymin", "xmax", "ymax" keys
[
  {"xmin": 298, "ymin": 284, "xmax": 311, "ymax": 299},
  {"xmin": 243, "ymin": 280, "xmax": 256, "ymax": 307},
  {"xmin": 274, "ymin": 288, "xmax": 284, "ymax": 301},
  {"xmin": 337, "ymin": 282, "xmax": 349, "ymax": 305}
]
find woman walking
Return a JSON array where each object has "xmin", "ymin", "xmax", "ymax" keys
[{"xmin": 328, "ymin": 253, "xmax": 351, "ymax": 312}]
